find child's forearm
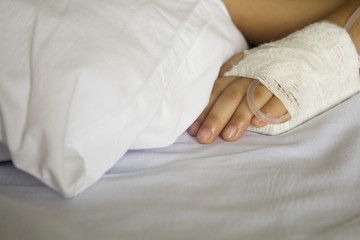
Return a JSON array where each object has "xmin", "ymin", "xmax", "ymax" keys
[
  {"xmin": 326, "ymin": 1, "xmax": 360, "ymax": 53},
  {"xmin": 222, "ymin": 0, "xmax": 350, "ymax": 45}
]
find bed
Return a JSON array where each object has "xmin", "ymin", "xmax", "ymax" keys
[
  {"xmin": 1, "ymin": 92, "xmax": 360, "ymax": 239},
  {"xmin": 1, "ymin": 0, "xmax": 360, "ymax": 239}
]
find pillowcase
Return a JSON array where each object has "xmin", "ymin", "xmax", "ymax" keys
[
  {"xmin": 0, "ymin": 0, "xmax": 247, "ymax": 197},
  {"xmin": 0, "ymin": 144, "xmax": 10, "ymax": 162},
  {"xmin": 0, "ymin": 121, "xmax": 10, "ymax": 162}
]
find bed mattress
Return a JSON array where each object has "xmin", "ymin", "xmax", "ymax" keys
[{"xmin": 1, "ymin": 93, "xmax": 360, "ymax": 240}]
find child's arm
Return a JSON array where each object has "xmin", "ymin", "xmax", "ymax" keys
[
  {"xmin": 222, "ymin": 0, "xmax": 349, "ymax": 46},
  {"xmin": 188, "ymin": 0, "xmax": 360, "ymax": 144}
]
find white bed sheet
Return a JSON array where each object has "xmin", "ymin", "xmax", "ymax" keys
[{"xmin": 1, "ymin": 94, "xmax": 360, "ymax": 240}]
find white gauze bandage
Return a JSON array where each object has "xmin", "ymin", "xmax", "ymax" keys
[{"xmin": 225, "ymin": 21, "xmax": 360, "ymax": 135}]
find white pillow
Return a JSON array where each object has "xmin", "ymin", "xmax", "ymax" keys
[
  {"xmin": 0, "ymin": 0, "xmax": 247, "ymax": 197},
  {"xmin": 0, "ymin": 120, "xmax": 10, "ymax": 162},
  {"xmin": 0, "ymin": 144, "xmax": 10, "ymax": 162}
]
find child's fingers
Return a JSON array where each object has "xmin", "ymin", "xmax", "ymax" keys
[
  {"xmin": 195, "ymin": 78, "xmax": 253, "ymax": 144},
  {"xmin": 221, "ymin": 82, "xmax": 274, "ymax": 141},
  {"xmin": 188, "ymin": 76, "xmax": 239, "ymax": 136},
  {"xmin": 189, "ymin": 47, "xmax": 293, "ymax": 143},
  {"xmin": 188, "ymin": 52, "xmax": 245, "ymax": 137},
  {"xmin": 251, "ymin": 96, "xmax": 290, "ymax": 127}
]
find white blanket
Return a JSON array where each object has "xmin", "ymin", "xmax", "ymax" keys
[{"xmin": 1, "ymin": 93, "xmax": 359, "ymax": 240}]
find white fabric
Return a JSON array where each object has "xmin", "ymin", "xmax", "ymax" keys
[
  {"xmin": 0, "ymin": 0, "xmax": 246, "ymax": 197},
  {"xmin": 1, "ymin": 93, "xmax": 360, "ymax": 240},
  {"xmin": 225, "ymin": 21, "xmax": 360, "ymax": 135},
  {"xmin": 0, "ymin": 143, "xmax": 10, "ymax": 162}
]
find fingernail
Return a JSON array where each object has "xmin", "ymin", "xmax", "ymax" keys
[
  {"xmin": 224, "ymin": 125, "xmax": 239, "ymax": 139},
  {"xmin": 252, "ymin": 117, "xmax": 266, "ymax": 127},
  {"xmin": 252, "ymin": 117, "xmax": 260, "ymax": 125},
  {"xmin": 197, "ymin": 128, "xmax": 212, "ymax": 143},
  {"xmin": 188, "ymin": 121, "xmax": 201, "ymax": 136}
]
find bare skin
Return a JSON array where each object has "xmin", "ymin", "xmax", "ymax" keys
[{"xmin": 188, "ymin": 0, "xmax": 360, "ymax": 144}]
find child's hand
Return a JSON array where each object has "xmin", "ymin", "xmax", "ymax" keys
[{"xmin": 188, "ymin": 52, "xmax": 290, "ymax": 144}]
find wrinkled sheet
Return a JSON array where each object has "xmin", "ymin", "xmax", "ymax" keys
[{"xmin": 1, "ymin": 94, "xmax": 360, "ymax": 240}]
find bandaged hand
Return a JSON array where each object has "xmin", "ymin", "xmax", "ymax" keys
[
  {"xmin": 189, "ymin": 21, "xmax": 360, "ymax": 144},
  {"xmin": 187, "ymin": 52, "xmax": 290, "ymax": 144}
]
